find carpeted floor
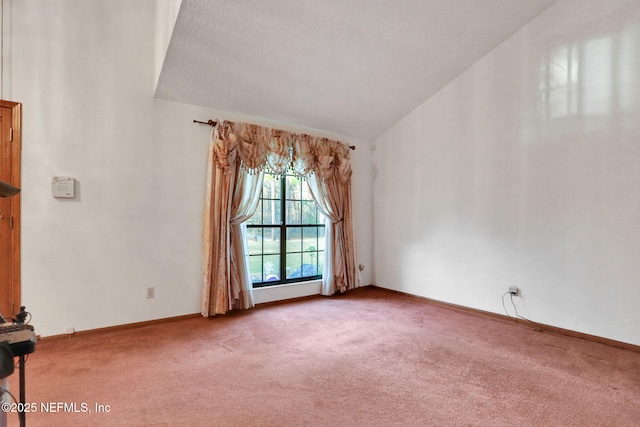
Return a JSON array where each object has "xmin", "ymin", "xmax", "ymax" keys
[{"xmin": 7, "ymin": 286, "xmax": 640, "ymax": 426}]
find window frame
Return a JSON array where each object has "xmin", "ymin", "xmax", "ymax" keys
[{"xmin": 247, "ymin": 173, "xmax": 325, "ymax": 288}]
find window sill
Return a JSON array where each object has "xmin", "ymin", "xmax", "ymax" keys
[{"xmin": 253, "ymin": 280, "xmax": 322, "ymax": 305}]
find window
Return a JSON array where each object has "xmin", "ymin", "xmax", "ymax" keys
[{"xmin": 246, "ymin": 173, "xmax": 325, "ymax": 287}]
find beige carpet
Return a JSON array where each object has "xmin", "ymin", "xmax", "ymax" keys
[{"xmin": 8, "ymin": 286, "xmax": 640, "ymax": 426}]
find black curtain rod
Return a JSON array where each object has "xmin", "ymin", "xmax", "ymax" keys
[
  {"xmin": 193, "ymin": 119, "xmax": 217, "ymax": 126},
  {"xmin": 193, "ymin": 119, "xmax": 356, "ymax": 150}
]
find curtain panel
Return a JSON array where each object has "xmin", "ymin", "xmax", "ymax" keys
[{"xmin": 201, "ymin": 120, "xmax": 359, "ymax": 316}]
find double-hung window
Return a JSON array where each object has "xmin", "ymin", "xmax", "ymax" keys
[{"xmin": 246, "ymin": 172, "xmax": 325, "ymax": 287}]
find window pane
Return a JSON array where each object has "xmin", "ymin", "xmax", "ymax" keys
[
  {"xmin": 286, "ymin": 253, "xmax": 303, "ymax": 279},
  {"xmin": 263, "ymin": 254, "xmax": 280, "ymax": 282},
  {"xmin": 262, "ymin": 174, "xmax": 280, "ymax": 199},
  {"xmin": 301, "ymin": 201, "xmax": 318, "ymax": 224},
  {"xmin": 262, "ymin": 228, "xmax": 280, "ymax": 254},
  {"xmin": 247, "ymin": 228, "xmax": 263, "ymax": 255},
  {"xmin": 248, "ymin": 255, "xmax": 263, "ymax": 282},
  {"xmin": 286, "ymin": 175, "xmax": 301, "ymax": 199},
  {"xmin": 286, "ymin": 200, "xmax": 301, "ymax": 224},
  {"xmin": 302, "ymin": 252, "xmax": 319, "ymax": 277},
  {"xmin": 263, "ymin": 199, "xmax": 281, "ymax": 225},
  {"xmin": 274, "ymin": 201, "xmax": 282, "ymax": 224},
  {"xmin": 286, "ymin": 227, "xmax": 302, "ymax": 253},
  {"xmin": 303, "ymin": 227, "xmax": 318, "ymax": 252},
  {"xmin": 263, "ymin": 199, "xmax": 272, "ymax": 224}
]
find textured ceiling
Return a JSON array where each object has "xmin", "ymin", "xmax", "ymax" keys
[{"xmin": 155, "ymin": 0, "xmax": 557, "ymax": 141}]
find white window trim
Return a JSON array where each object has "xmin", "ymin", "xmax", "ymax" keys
[{"xmin": 253, "ymin": 280, "xmax": 322, "ymax": 305}]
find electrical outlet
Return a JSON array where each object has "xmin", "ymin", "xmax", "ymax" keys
[
  {"xmin": 66, "ymin": 327, "xmax": 75, "ymax": 335},
  {"xmin": 509, "ymin": 286, "xmax": 519, "ymax": 296},
  {"xmin": 147, "ymin": 287, "xmax": 155, "ymax": 299}
]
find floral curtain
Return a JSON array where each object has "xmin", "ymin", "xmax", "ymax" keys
[{"xmin": 201, "ymin": 120, "xmax": 359, "ymax": 316}]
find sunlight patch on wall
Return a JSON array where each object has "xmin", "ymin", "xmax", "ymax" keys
[
  {"xmin": 538, "ymin": 27, "xmax": 639, "ymax": 125},
  {"xmin": 581, "ymin": 36, "xmax": 613, "ymax": 116},
  {"xmin": 619, "ymin": 25, "xmax": 640, "ymax": 112},
  {"xmin": 539, "ymin": 43, "xmax": 579, "ymax": 119}
]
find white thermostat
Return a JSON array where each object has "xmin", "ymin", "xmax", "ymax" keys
[{"xmin": 52, "ymin": 176, "xmax": 75, "ymax": 198}]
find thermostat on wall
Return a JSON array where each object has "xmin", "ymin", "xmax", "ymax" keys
[{"xmin": 52, "ymin": 176, "xmax": 75, "ymax": 198}]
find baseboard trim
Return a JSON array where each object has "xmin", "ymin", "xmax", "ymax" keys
[
  {"xmin": 371, "ymin": 285, "xmax": 640, "ymax": 353},
  {"xmin": 38, "ymin": 313, "xmax": 202, "ymax": 342},
  {"xmin": 39, "ymin": 286, "xmax": 638, "ymax": 353},
  {"xmin": 39, "ymin": 291, "xmax": 330, "ymax": 341}
]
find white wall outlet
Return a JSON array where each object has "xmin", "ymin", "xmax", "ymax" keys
[
  {"xmin": 509, "ymin": 286, "xmax": 519, "ymax": 296},
  {"xmin": 147, "ymin": 287, "xmax": 155, "ymax": 299},
  {"xmin": 66, "ymin": 327, "xmax": 75, "ymax": 335}
]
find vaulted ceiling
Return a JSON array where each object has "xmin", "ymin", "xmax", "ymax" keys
[{"xmin": 155, "ymin": 0, "xmax": 558, "ymax": 141}]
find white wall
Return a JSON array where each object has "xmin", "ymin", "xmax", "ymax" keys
[
  {"xmin": 373, "ymin": 0, "xmax": 640, "ymax": 346},
  {"xmin": 6, "ymin": 0, "xmax": 372, "ymax": 337}
]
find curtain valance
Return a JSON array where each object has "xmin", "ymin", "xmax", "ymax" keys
[{"xmin": 212, "ymin": 121, "xmax": 352, "ymax": 182}]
